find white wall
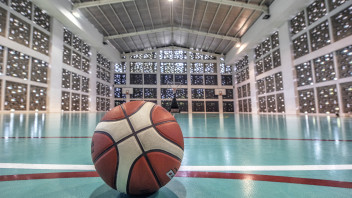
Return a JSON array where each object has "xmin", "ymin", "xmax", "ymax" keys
[
  {"xmin": 225, "ymin": 0, "xmax": 312, "ymax": 65},
  {"xmin": 228, "ymin": 0, "xmax": 352, "ymax": 116},
  {"xmin": 32, "ymin": 0, "xmax": 121, "ymax": 63}
]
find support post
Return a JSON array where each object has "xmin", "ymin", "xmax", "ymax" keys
[
  {"xmin": 278, "ymin": 21, "xmax": 297, "ymax": 114},
  {"xmin": 47, "ymin": 18, "xmax": 64, "ymax": 112}
]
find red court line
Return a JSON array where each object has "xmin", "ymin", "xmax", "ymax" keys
[
  {"xmin": 176, "ymin": 171, "xmax": 352, "ymax": 189},
  {"xmin": 1, "ymin": 171, "xmax": 352, "ymax": 189},
  {"xmin": 0, "ymin": 137, "xmax": 92, "ymax": 139},
  {"xmin": 1, "ymin": 136, "xmax": 352, "ymax": 142},
  {"xmin": 0, "ymin": 171, "xmax": 98, "ymax": 181},
  {"xmin": 184, "ymin": 137, "xmax": 352, "ymax": 142}
]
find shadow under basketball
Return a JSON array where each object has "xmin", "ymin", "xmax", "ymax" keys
[{"xmin": 90, "ymin": 179, "xmax": 187, "ymax": 198}]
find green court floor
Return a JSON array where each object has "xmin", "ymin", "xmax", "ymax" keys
[{"xmin": 0, "ymin": 113, "xmax": 351, "ymax": 197}]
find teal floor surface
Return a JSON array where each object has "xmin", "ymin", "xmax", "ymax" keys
[{"xmin": 0, "ymin": 113, "xmax": 351, "ymax": 197}]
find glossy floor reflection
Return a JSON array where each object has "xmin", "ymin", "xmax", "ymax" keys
[{"xmin": 0, "ymin": 112, "xmax": 352, "ymax": 197}]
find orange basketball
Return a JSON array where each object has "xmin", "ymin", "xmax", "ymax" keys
[{"xmin": 91, "ymin": 101, "xmax": 184, "ymax": 195}]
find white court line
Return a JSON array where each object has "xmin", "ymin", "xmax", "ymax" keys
[
  {"xmin": 179, "ymin": 165, "xmax": 352, "ymax": 171},
  {"xmin": 0, "ymin": 163, "xmax": 95, "ymax": 170},
  {"xmin": 1, "ymin": 163, "xmax": 352, "ymax": 171}
]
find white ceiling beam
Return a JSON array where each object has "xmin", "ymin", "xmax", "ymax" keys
[
  {"xmin": 174, "ymin": 27, "xmax": 242, "ymax": 43},
  {"xmin": 202, "ymin": 0, "xmax": 268, "ymax": 13},
  {"xmin": 105, "ymin": 27, "xmax": 240, "ymax": 42},
  {"xmin": 72, "ymin": 0, "xmax": 134, "ymax": 10},
  {"xmin": 105, "ymin": 27, "xmax": 173, "ymax": 39},
  {"xmin": 73, "ymin": 0, "xmax": 268, "ymax": 13}
]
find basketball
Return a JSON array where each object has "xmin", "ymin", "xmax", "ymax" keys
[{"xmin": 91, "ymin": 101, "xmax": 184, "ymax": 195}]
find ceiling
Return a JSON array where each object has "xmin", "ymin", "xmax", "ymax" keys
[{"xmin": 71, "ymin": 0, "xmax": 274, "ymax": 55}]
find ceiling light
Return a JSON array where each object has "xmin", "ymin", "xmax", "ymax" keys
[
  {"xmin": 72, "ymin": 9, "xmax": 80, "ymax": 18},
  {"xmin": 235, "ymin": 43, "xmax": 241, "ymax": 48},
  {"xmin": 168, "ymin": 0, "xmax": 173, "ymax": 2}
]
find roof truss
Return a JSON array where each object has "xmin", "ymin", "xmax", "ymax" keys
[
  {"xmin": 73, "ymin": 0, "xmax": 132, "ymax": 10},
  {"xmin": 104, "ymin": 27, "xmax": 241, "ymax": 42},
  {"xmin": 73, "ymin": 0, "xmax": 268, "ymax": 13}
]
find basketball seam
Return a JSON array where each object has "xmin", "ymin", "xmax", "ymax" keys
[
  {"xmin": 145, "ymin": 149, "xmax": 182, "ymax": 162},
  {"xmin": 149, "ymin": 106, "xmax": 184, "ymax": 151},
  {"xmin": 100, "ymin": 102, "xmax": 146, "ymax": 122},
  {"xmin": 99, "ymin": 106, "xmax": 124, "ymax": 122},
  {"xmin": 126, "ymin": 150, "xmax": 181, "ymax": 195},
  {"xmin": 100, "ymin": 117, "xmax": 125, "ymax": 122},
  {"xmin": 92, "ymin": 131, "xmax": 116, "ymax": 163},
  {"xmin": 125, "ymin": 154, "xmax": 142, "ymax": 195},
  {"xmin": 98, "ymin": 104, "xmax": 178, "ymax": 149},
  {"xmin": 92, "ymin": 131, "xmax": 119, "ymax": 190},
  {"xmin": 93, "ymin": 119, "xmax": 179, "ymax": 162},
  {"xmin": 113, "ymin": 143, "xmax": 119, "ymax": 190},
  {"xmin": 151, "ymin": 124, "xmax": 184, "ymax": 151},
  {"xmin": 115, "ymin": 134, "xmax": 134, "ymax": 145},
  {"xmin": 99, "ymin": 101, "xmax": 146, "ymax": 122},
  {"xmin": 123, "ymin": 101, "xmax": 147, "ymax": 117},
  {"xmin": 120, "ymin": 103, "xmax": 162, "ymax": 189},
  {"xmin": 137, "ymin": 120, "xmax": 177, "ymax": 133},
  {"xmin": 113, "ymin": 120, "xmax": 177, "ymax": 146}
]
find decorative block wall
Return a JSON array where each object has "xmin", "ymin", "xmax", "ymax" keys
[
  {"xmin": 29, "ymin": 85, "xmax": 46, "ymax": 111},
  {"xmin": 0, "ymin": 3, "xmax": 50, "ymax": 112},
  {"xmin": 0, "ymin": 7, "xmax": 6, "ymax": 37},
  {"xmin": 6, "ymin": 49, "xmax": 29, "ymax": 80},
  {"xmin": 9, "ymin": 14, "xmax": 30, "ymax": 47},
  {"xmin": 1, "ymin": 0, "xmax": 350, "ymax": 115},
  {"xmin": 254, "ymin": 70, "xmax": 286, "ymax": 113},
  {"xmin": 250, "ymin": 30, "xmax": 286, "ymax": 114},
  {"xmin": 336, "ymin": 45, "xmax": 352, "ymax": 78},
  {"xmin": 254, "ymin": 32, "xmax": 281, "ymax": 75},
  {"xmin": 4, "ymin": 81, "xmax": 27, "ymax": 110},
  {"xmin": 0, "ymin": 1, "xmax": 115, "ymax": 112},
  {"xmin": 295, "ymin": 62, "xmax": 313, "ymax": 87},
  {"xmin": 31, "ymin": 58, "xmax": 48, "ymax": 83},
  {"xmin": 340, "ymin": 82, "xmax": 352, "ymax": 113},
  {"xmin": 298, "ymin": 89, "xmax": 316, "ymax": 113},
  {"xmin": 115, "ymin": 50, "xmax": 233, "ymax": 112},
  {"xmin": 61, "ymin": 26, "xmax": 93, "ymax": 111},
  {"xmin": 317, "ymin": 85, "xmax": 339, "ymax": 113},
  {"xmin": 291, "ymin": 0, "xmax": 352, "ymax": 115},
  {"xmin": 331, "ymin": 4, "xmax": 352, "ymax": 42},
  {"xmin": 61, "ymin": 91, "xmax": 70, "ymax": 111},
  {"xmin": 237, "ymin": 82, "xmax": 251, "ymax": 113}
]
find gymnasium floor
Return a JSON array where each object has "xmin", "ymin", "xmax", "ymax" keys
[{"xmin": 0, "ymin": 112, "xmax": 352, "ymax": 197}]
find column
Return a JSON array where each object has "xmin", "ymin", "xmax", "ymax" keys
[
  {"xmin": 217, "ymin": 56, "xmax": 223, "ymax": 113},
  {"xmin": 89, "ymin": 48, "xmax": 97, "ymax": 112},
  {"xmin": 248, "ymin": 50, "xmax": 258, "ymax": 114},
  {"xmin": 156, "ymin": 50, "xmax": 161, "ymax": 106},
  {"xmin": 187, "ymin": 54, "xmax": 192, "ymax": 113},
  {"xmin": 109, "ymin": 60, "xmax": 115, "ymax": 109},
  {"xmin": 126, "ymin": 56, "xmax": 131, "ymax": 102},
  {"xmin": 47, "ymin": 18, "xmax": 64, "ymax": 112},
  {"xmin": 278, "ymin": 21, "xmax": 298, "ymax": 115}
]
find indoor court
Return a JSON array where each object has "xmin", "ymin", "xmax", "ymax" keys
[
  {"xmin": 0, "ymin": 0, "xmax": 352, "ymax": 197},
  {"xmin": 1, "ymin": 113, "xmax": 352, "ymax": 197}
]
